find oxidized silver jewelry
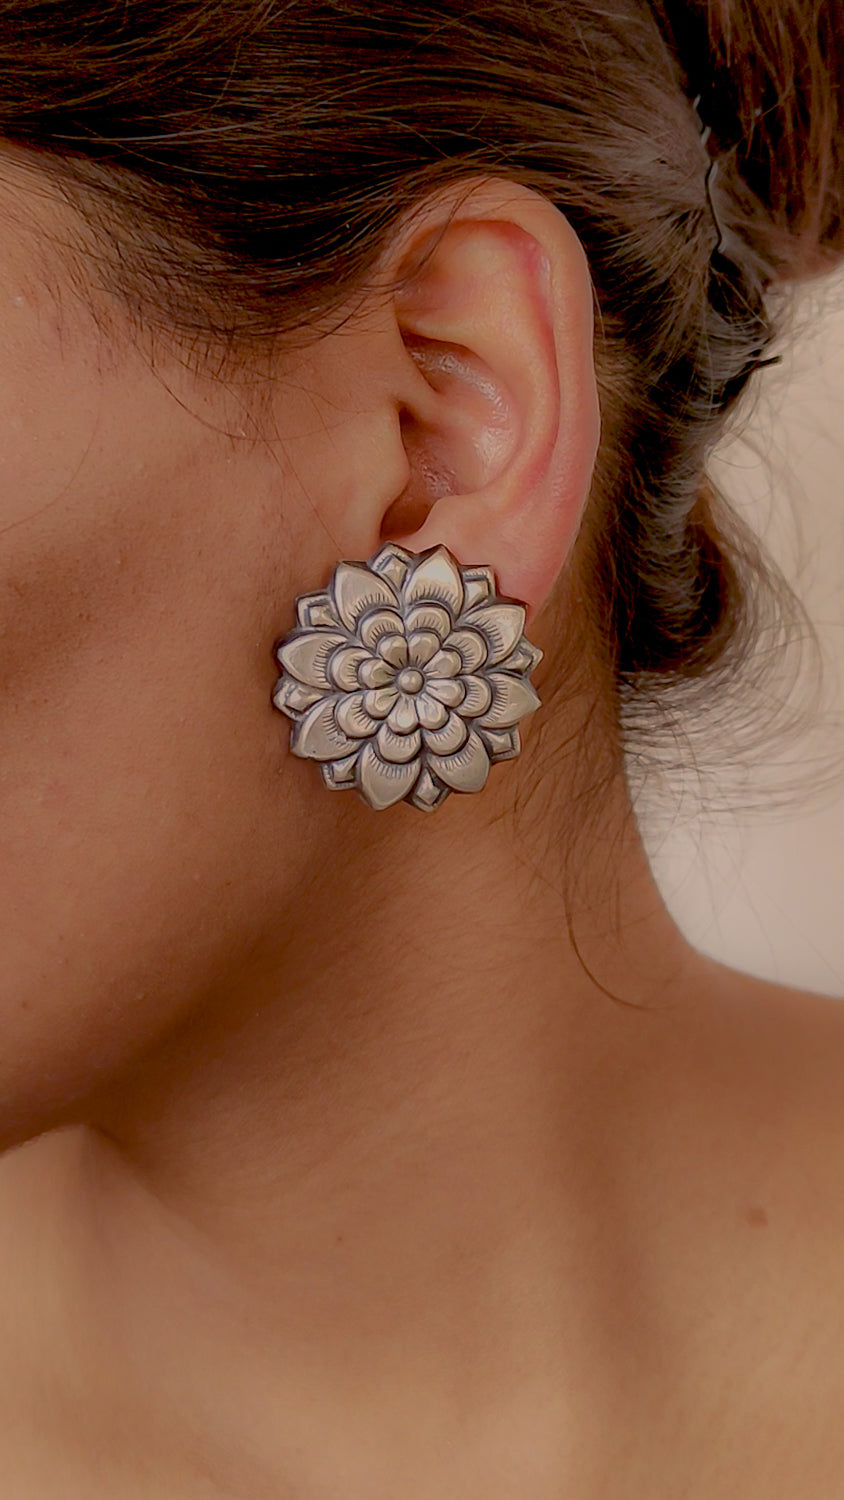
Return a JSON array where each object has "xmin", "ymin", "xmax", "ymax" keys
[{"xmin": 272, "ymin": 542, "xmax": 543, "ymax": 812}]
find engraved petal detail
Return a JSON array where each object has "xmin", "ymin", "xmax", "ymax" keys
[
  {"xmin": 358, "ymin": 742, "xmax": 420, "ymax": 810},
  {"xmin": 335, "ymin": 691, "xmax": 381, "ymax": 738},
  {"xmin": 402, "ymin": 546, "xmax": 464, "ymax": 618},
  {"xmin": 462, "ymin": 603, "xmax": 526, "ymax": 666},
  {"xmin": 376, "ymin": 633, "xmax": 409, "ymax": 668},
  {"xmin": 445, "ymin": 628, "xmax": 487, "ymax": 673},
  {"xmin": 376, "ymin": 723, "xmax": 422, "ymax": 763},
  {"xmin": 363, "ymin": 686, "xmax": 399, "ymax": 719},
  {"xmin": 358, "ymin": 656, "xmax": 397, "ymax": 689},
  {"xmin": 476, "ymin": 672, "xmax": 541, "ymax": 729},
  {"xmin": 387, "ymin": 693, "xmax": 420, "ymax": 734},
  {"xmin": 332, "ymin": 564, "xmax": 399, "ymax": 631},
  {"xmin": 328, "ymin": 646, "xmax": 371, "ymax": 692},
  {"xmin": 424, "ymin": 676, "xmax": 466, "ymax": 709},
  {"xmin": 404, "ymin": 602, "xmax": 452, "ymax": 642},
  {"xmin": 406, "ymin": 630, "xmax": 441, "ymax": 668},
  {"xmin": 459, "ymin": 674, "xmax": 493, "ymax": 717},
  {"xmin": 425, "ymin": 647, "xmax": 462, "ymax": 679},
  {"xmin": 278, "ymin": 630, "xmax": 348, "ymax": 689},
  {"xmin": 428, "ymin": 729, "xmax": 490, "ymax": 793},
  {"xmin": 415, "ymin": 692, "xmax": 449, "ymax": 731},
  {"xmin": 422, "ymin": 711, "xmax": 468, "ymax": 755},
  {"xmin": 291, "ymin": 696, "xmax": 358, "ymax": 761},
  {"xmin": 358, "ymin": 608, "xmax": 406, "ymax": 652}
]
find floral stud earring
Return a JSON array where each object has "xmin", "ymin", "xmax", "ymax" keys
[{"xmin": 272, "ymin": 542, "xmax": 543, "ymax": 812}]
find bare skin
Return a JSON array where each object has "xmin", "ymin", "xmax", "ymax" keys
[
  {"xmin": 0, "ymin": 148, "xmax": 843, "ymax": 1498},
  {"xmin": 3, "ymin": 959, "xmax": 844, "ymax": 1498}
]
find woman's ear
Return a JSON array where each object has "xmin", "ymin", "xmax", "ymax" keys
[{"xmin": 379, "ymin": 178, "xmax": 601, "ymax": 619}]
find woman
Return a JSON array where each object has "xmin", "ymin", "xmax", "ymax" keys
[{"xmin": 1, "ymin": 0, "xmax": 843, "ymax": 1493}]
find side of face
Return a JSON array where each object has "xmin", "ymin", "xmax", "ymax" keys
[
  {"xmin": 0, "ymin": 163, "xmax": 600, "ymax": 1147},
  {"xmin": 0, "ymin": 171, "xmax": 398, "ymax": 1145}
]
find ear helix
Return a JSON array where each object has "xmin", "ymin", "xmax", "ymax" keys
[{"xmin": 272, "ymin": 542, "xmax": 543, "ymax": 812}]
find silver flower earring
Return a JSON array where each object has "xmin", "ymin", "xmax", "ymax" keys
[{"xmin": 272, "ymin": 542, "xmax": 543, "ymax": 812}]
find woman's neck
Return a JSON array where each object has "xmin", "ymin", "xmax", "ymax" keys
[
  {"xmin": 86, "ymin": 739, "xmax": 692, "ymax": 1242},
  {"xmin": 38, "ymin": 742, "xmax": 712, "ymax": 1490}
]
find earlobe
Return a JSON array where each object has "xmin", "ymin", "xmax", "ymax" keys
[{"xmin": 382, "ymin": 182, "xmax": 601, "ymax": 618}]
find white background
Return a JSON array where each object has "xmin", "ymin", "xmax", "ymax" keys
[{"xmin": 639, "ymin": 270, "xmax": 844, "ymax": 998}]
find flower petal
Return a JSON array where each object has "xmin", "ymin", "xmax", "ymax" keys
[
  {"xmin": 277, "ymin": 630, "xmax": 348, "ymax": 689},
  {"xmin": 272, "ymin": 676, "xmax": 324, "ymax": 716},
  {"xmin": 331, "ymin": 563, "xmax": 399, "ymax": 631},
  {"xmin": 376, "ymin": 632, "xmax": 408, "ymax": 668},
  {"xmin": 358, "ymin": 742, "xmax": 420, "ymax": 810},
  {"xmin": 445, "ymin": 627, "xmax": 488, "ymax": 673},
  {"xmin": 424, "ymin": 647, "xmax": 461, "ymax": 679},
  {"xmin": 335, "ymin": 691, "xmax": 380, "ymax": 738},
  {"xmin": 476, "ymin": 672, "xmax": 541, "ymax": 729},
  {"xmin": 297, "ymin": 590, "xmax": 342, "ymax": 630},
  {"xmin": 402, "ymin": 546, "xmax": 464, "ymax": 618},
  {"xmin": 424, "ymin": 676, "xmax": 466, "ymax": 709},
  {"xmin": 462, "ymin": 603, "xmax": 526, "ymax": 666},
  {"xmin": 406, "ymin": 629, "xmax": 441, "ymax": 668},
  {"xmin": 422, "ymin": 711, "xmax": 468, "ymax": 755},
  {"xmin": 358, "ymin": 656, "xmax": 396, "ymax": 689},
  {"xmin": 369, "ymin": 542, "xmax": 412, "ymax": 594},
  {"xmin": 387, "ymin": 693, "xmax": 420, "ymax": 734},
  {"xmin": 328, "ymin": 645, "xmax": 371, "ymax": 692},
  {"xmin": 428, "ymin": 729, "xmax": 490, "ymax": 793},
  {"xmin": 480, "ymin": 726, "xmax": 521, "ymax": 759},
  {"xmin": 291, "ymin": 696, "xmax": 358, "ymax": 761},
  {"xmin": 411, "ymin": 767, "xmax": 445, "ymax": 811},
  {"xmin": 321, "ymin": 750, "xmax": 359, "ymax": 787},
  {"xmin": 363, "ymin": 686, "xmax": 399, "ymax": 720},
  {"xmin": 500, "ymin": 641, "xmax": 543, "ymax": 674},
  {"xmin": 460, "ymin": 566, "xmax": 495, "ymax": 609},
  {"xmin": 415, "ymin": 692, "xmax": 448, "ymax": 731},
  {"xmin": 458, "ymin": 674, "xmax": 493, "ymax": 717},
  {"xmin": 405, "ymin": 602, "xmax": 452, "ymax": 642},
  {"xmin": 357, "ymin": 608, "xmax": 405, "ymax": 652},
  {"xmin": 376, "ymin": 723, "xmax": 422, "ymax": 763}
]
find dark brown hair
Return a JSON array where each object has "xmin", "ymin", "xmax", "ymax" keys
[{"xmin": 0, "ymin": 0, "xmax": 841, "ymax": 719}]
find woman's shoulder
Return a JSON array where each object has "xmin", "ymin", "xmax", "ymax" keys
[
  {"xmin": 637, "ymin": 965, "xmax": 844, "ymax": 1494},
  {"xmin": 1, "ymin": 983, "xmax": 844, "ymax": 1497},
  {"xmin": 705, "ymin": 965, "xmax": 844, "ymax": 1136},
  {"xmin": 668, "ymin": 962, "xmax": 844, "ymax": 1258}
]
